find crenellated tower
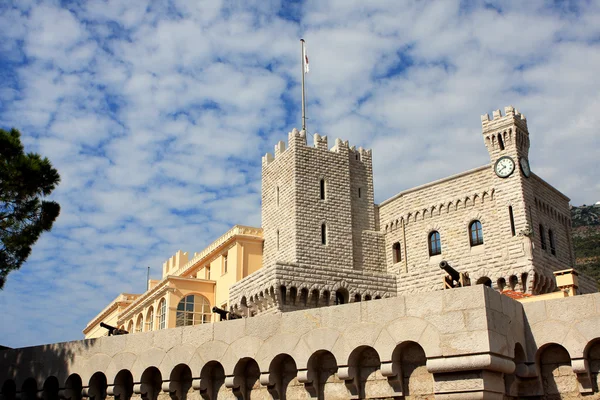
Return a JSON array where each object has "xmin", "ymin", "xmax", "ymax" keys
[{"xmin": 261, "ymin": 128, "xmax": 378, "ymax": 271}]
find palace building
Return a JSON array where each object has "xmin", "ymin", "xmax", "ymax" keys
[
  {"xmin": 84, "ymin": 105, "xmax": 596, "ymax": 338},
  {"xmin": 5, "ymin": 107, "xmax": 598, "ymax": 399}
]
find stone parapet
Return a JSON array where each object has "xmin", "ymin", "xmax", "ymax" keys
[{"xmin": 2, "ymin": 287, "xmax": 600, "ymax": 399}]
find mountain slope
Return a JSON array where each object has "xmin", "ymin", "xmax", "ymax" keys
[{"xmin": 571, "ymin": 203, "xmax": 600, "ymax": 289}]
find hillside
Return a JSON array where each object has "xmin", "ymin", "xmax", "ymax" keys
[{"xmin": 571, "ymin": 203, "xmax": 600, "ymax": 288}]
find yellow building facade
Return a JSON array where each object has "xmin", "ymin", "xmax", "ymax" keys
[{"xmin": 83, "ymin": 225, "xmax": 263, "ymax": 338}]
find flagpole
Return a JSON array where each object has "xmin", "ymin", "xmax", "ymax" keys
[{"xmin": 300, "ymin": 39, "xmax": 306, "ymax": 132}]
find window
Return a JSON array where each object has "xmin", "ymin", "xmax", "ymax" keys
[
  {"xmin": 222, "ymin": 255, "xmax": 228, "ymax": 274},
  {"xmin": 145, "ymin": 308, "xmax": 154, "ymax": 331},
  {"xmin": 549, "ymin": 229, "xmax": 556, "ymax": 255},
  {"xmin": 539, "ymin": 224, "xmax": 547, "ymax": 250},
  {"xmin": 508, "ymin": 206, "xmax": 516, "ymax": 236},
  {"xmin": 158, "ymin": 298, "xmax": 167, "ymax": 330},
  {"xmin": 127, "ymin": 320, "xmax": 133, "ymax": 333},
  {"xmin": 429, "ymin": 231, "xmax": 441, "ymax": 256},
  {"xmin": 469, "ymin": 220, "xmax": 484, "ymax": 246},
  {"xmin": 135, "ymin": 314, "xmax": 143, "ymax": 333},
  {"xmin": 392, "ymin": 242, "xmax": 401, "ymax": 263},
  {"xmin": 498, "ymin": 133, "xmax": 505, "ymax": 150},
  {"xmin": 358, "ymin": 187, "xmax": 361, "ymax": 198},
  {"xmin": 320, "ymin": 179, "xmax": 325, "ymax": 200},
  {"xmin": 321, "ymin": 223, "xmax": 327, "ymax": 245},
  {"xmin": 276, "ymin": 230, "xmax": 279, "ymax": 250},
  {"xmin": 175, "ymin": 295, "xmax": 211, "ymax": 327}
]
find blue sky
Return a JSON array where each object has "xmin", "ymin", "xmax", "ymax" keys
[{"xmin": 1, "ymin": 0, "xmax": 599, "ymax": 348}]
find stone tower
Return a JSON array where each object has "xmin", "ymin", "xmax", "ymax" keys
[
  {"xmin": 227, "ymin": 128, "xmax": 396, "ymax": 315},
  {"xmin": 481, "ymin": 106, "xmax": 575, "ymax": 293},
  {"xmin": 261, "ymin": 129, "xmax": 378, "ymax": 271}
]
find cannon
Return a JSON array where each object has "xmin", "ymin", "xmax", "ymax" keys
[
  {"xmin": 439, "ymin": 261, "xmax": 471, "ymax": 289},
  {"xmin": 100, "ymin": 322, "xmax": 128, "ymax": 336},
  {"xmin": 212, "ymin": 306, "xmax": 241, "ymax": 321}
]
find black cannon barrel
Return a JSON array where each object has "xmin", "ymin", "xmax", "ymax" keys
[
  {"xmin": 100, "ymin": 322, "xmax": 128, "ymax": 335},
  {"xmin": 439, "ymin": 260, "xmax": 460, "ymax": 282},
  {"xmin": 212, "ymin": 306, "xmax": 229, "ymax": 319},
  {"xmin": 100, "ymin": 322, "xmax": 116, "ymax": 330}
]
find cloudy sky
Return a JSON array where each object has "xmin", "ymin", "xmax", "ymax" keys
[{"xmin": 1, "ymin": 0, "xmax": 599, "ymax": 348}]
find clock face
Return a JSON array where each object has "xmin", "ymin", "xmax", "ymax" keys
[
  {"xmin": 494, "ymin": 156, "xmax": 515, "ymax": 178},
  {"xmin": 520, "ymin": 157, "xmax": 531, "ymax": 178}
]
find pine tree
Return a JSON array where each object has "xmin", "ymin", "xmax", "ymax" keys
[{"xmin": 0, "ymin": 128, "xmax": 61, "ymax": 289}]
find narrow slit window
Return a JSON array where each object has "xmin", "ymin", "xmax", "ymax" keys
[
  {"xmin": 276, "ymin": 230, "xmax": 279, "ymax": 250},
  {"xmin": 223, "ymin": 255, "xmax": 228, "ymax": 274},
  {"xmin": 549, "ymin": 229, "xmax": 556, "ymax": 255},
  {"xmin": 392, "ymin": 242, "xmax": 401, "ymax": 263},
  {"xmin": 358, "ymin": 187, "xmax": 361, "ymax": 198},
  {"xmin": 509, "ymin": 206, "xmax": 516, "ymax": 236},
  {"xmin": 320, "ymin": 179, "xmax": 325, "ymax": 200},
  {"xmin": 539, "ymin": 224, "xmax": 547, "ymax": 250},
  {"xmin": 498, "ymin": 133, "xmax": 505, "ymax": 150},
  {"xmin": 321, "ymin": 223, "xmax": 327, "ymax": 245}
]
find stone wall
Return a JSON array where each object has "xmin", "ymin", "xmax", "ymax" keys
[{"xmin": 3, "ymin": 286, "xmax": 600, "ymax": 399}]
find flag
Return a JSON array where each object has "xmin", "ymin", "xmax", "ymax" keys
[{"xmin": 303, "ymin": 43, "xmax": 309, "ymax": 74}]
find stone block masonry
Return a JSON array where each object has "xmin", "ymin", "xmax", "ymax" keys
[{"xmin": 4, "ymin": 286, "xmax": 600, "ymax": 399}]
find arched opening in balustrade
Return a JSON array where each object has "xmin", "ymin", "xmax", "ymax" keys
[
  {"xmin": 199, "ymin": 361, "xmax": 226, "ymax": 400},
  {"xmin": 347, "ymin": 346, "xmax": 383, "ymax": 399},
  {"xmin": 140, "ymin": 367, "xmax": 162, "ymax": 400},
  {"xmin": 391, "ymin": 341, "xmax": 432, "ymax": 396},
  {"xmin": 88, "ymin": 372, "xmax": 107, "ymax": 400},
  {"xmin": 300, "ymin": 288, "xmax": 309, "ymax": 306},
  {"xmin": 509, "ymin": 275, "xmax": 518, "ymax": 291},
  {"xmin": 64, "ymin": 374, "xmax": 82, "ymax": 400},
  {"xmin": 322, "ymin": 290, "xmax": 330, "ymax": 307},
  {"xmin": 306, "ymin": 350, "xmax": 339, "ymax": 399},
  {"xmin": 585, "ymin": 338, "xmax": 600, "ymax": 392},
  {"xmin": 505, "ymin": 343, "xmax": 527, "ymax": 397},
  {"xmin": 232, "ymin": 358, "xmax": 261, "ymax": 399},
  {"xmin": 289, "ymin": 287, "xmax": 298, "ymax": 306},
  {"xmin": 335, "ymin": 288, "xmax": 348, "ymax": 305},
  {"xmin": 21, "ymin": 378, "xmax": 38, "ymax": 400},
  {"xmin": 268, "ymin": 354, "xmax": 299, "ymax": 399},
  {"xmin": 168, "ymin": 364, "xmax": 192, "ymax": 400},
  {"xmin": 42, "ymin": 377, "xmax": 59, "ymax": 400},
  {"xmin": 1, "ymin": 379, "xmax": 16, "ymax": 400},
  {"xmin": 113, "ymin": 370, "xmax": 133, "ymax": 400},
  {"xmin": 538, "ymin": 343, "xmax": 578, "ymax": 398},
  {"xmin": 311, "ymin": 289, "xmax": 319, "ymax": 307}
]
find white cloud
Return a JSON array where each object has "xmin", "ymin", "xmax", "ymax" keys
[{"xmin": 0, "ymin": 0, "xmax": 599, "ymax": 348}]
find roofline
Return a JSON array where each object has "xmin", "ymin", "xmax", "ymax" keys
[
  {"xmin": 83, "ymin": 293, "xmax": 139, "ymax": 334},
  {"xmin": 530, "ymin": 173, "xmax": 570, "ymax": 202},
  {"xmin": 379, "ymin": 165, "xmax": 489, "ymax": 207}
]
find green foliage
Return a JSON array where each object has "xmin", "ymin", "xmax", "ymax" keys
[
  {"xmin": 573, "ymin": 232, "xmax": 600, "ymax": 289},
  {"xmin": 0, "ymin": 128, "xmax": 61, "ymax": 289}
]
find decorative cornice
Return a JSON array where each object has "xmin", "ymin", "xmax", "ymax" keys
[{"xmin": 83, "ymin": 293, "xmax": 139, "ymax": 334}]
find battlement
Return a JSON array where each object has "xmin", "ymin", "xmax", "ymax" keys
[
  {"xmin": 262, "ymin": 128, "xmax": 372, "ymax": 166},
  {"xmin": 481, "ymin": 105, "xmax": 528, "ymax": 131},
  {"xmin": 161, "ymin": 250, "xmax": 189, "ymax": 278}
]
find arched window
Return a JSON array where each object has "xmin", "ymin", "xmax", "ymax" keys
[
  {"xmin": 176, "ymin": 294, "xmax": 212, "ymax": 327},
  {"xmin": 549, "ymin": 229, "xmax": 556, "ymax": 255},
  {"xmin": 539, "ymin": 224, "xmax": 547, "ymax": 250},
  {"xmin": 127, "ymin": 320, "xmax": 133, "ymax": 333},
  {"xmin": 321, "ymin": 223, "xmax": 327, "ymax": 245},
  {"xmin": 135, "ymin": 314, "xmax": 143, "ymax": 333},
  {"xmin": 428, "ymin": 231, "xmax": 441, "ymax": 256},
  {"xmin": 145, "ymin": 307, "xmax": 154, "ymax": 331},
  {"xmin": 157, "ymin": 298, "xmax": 167, "ymax": 330},
  {"xmin": 392, "ymin": 242, "xmax": 401, "ymax": 263},
  {"xmin": 469, "ymin": 220, "xmax": 484, "ymax": 246}
]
